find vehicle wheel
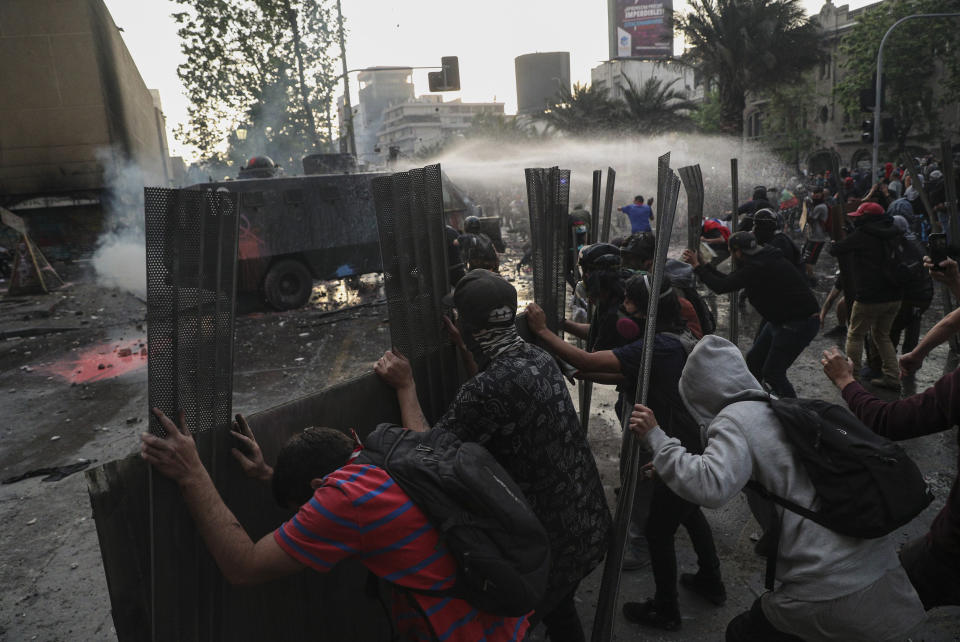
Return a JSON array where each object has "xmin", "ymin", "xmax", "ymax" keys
[{"xmin": 263, "ymin": 259, "xmax": 313, "ymax": 310}]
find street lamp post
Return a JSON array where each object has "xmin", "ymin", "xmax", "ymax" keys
[{"xmin": 872, "ymin": 12, "xmax": 960, "ymax": 179}]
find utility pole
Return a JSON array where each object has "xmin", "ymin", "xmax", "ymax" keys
[{"xmin": 335, "ymin": 0, "xmax": 356, "ymax": 156}]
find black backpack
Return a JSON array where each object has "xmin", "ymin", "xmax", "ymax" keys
[
  {"xmin": 466, "ymin": 233, "xmax": 498, "ymax": 264},
  {"xmin": 882, "ymin": 235, "xmax": 924, "ymax": 287},
  {"xmin": 725, "ymin": 391, "xmax": 933, "ymax": 539},
  {"xmin": 355, "ymin": 424, "xmax": 550, "ymax": 617}
]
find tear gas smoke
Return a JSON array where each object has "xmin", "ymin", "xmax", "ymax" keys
[
  {"xmin": 91, "ymin": 148, "xmax": 155, "ymax": 299},
  {"xmin": 405, "ymin": 133, "xmax": 796, "ymax": 235}
]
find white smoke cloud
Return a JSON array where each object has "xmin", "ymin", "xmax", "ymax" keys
[{"xmin": 91, "ymin": 148, "xmax": 155, "ymax": 299}]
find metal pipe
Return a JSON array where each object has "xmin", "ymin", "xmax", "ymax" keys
[{"xmin": 872, "ymin": 13, "xmax": 960, "ymax": 179}]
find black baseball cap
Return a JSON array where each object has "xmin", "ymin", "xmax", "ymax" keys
[
  {"xmin": 444, "ymin": 269, "xmax": 517, "ymax": 328},
  {"xmin": 728, "ymin": 231, "xmax": 762, "ymax": 255}
]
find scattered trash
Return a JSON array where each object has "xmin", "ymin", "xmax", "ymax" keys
[
  {"xmin": 50, "ymin": 435, "xmax": 60, "ymax": 441},
  {"xmin": 70, "ymin": 562, "xmax": 78, "ymax": 570},
  {"xmin": 26, "ymin": 518, "xmax": 37, "ymax": 525},
  {"xmin": 19, "ymin": 365, "xmax": 32, "ymax": 372},
  {"xmin": 294, "ymin": 357, "xmax": 305, "ymax": 362}
]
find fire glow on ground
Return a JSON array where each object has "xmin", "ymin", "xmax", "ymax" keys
[{"xmin": 38, "ymin": 339, "xmax": 148, "ymax": 384}]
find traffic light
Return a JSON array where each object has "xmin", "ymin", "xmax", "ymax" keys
[
  {"xmin": 861, "ymin": 119, "xmax": 874, "ymax": 144},
  {"xmin": 428, "ymin": 56, "xmax": 460, "ymax": 92}
]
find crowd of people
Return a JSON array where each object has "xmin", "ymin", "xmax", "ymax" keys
[{"xmin": 135, "ymin": 153, "xmax": 960, "ymax": 641}]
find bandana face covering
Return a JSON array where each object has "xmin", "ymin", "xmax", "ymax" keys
[{"xmin": 462, "ymin": 322, "xmax": 525, "ymax": 370}]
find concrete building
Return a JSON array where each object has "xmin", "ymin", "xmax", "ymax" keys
[
  {"xmin": 515, "ymin": 52, "xmax": 571, "ymax": 116},
  {"xmin": 376, "ymin": 96, "xmax": 505, "ymax": 158},
  {"xmin": 0, "ymin": 0, "xmax": 173, "ymax": 253},
  {"xmin": 743, "ymin": 0, "xmax": 960, "ymax": 173},
  {"xmin": 590, "ymin": 59, "xmax": 705, "ymax": 103},
  {"xmin": 354, "ymin": 67, "xmax": 416, "ymax": 164}
]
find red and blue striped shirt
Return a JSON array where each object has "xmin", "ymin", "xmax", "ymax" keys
[{"xmin": 274, "ymin": 462, "xmax": 529, "ymax": 641}]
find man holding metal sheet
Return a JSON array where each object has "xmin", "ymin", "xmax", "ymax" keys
[
  {"xmin": 628, "ymin": 335, "xmax": 925, "ymax": 641},
  {"xmin": 527, "ymin": 273, "xmax": 725, "ymax": 632},
  {"xmin": 375, "ymin": 269, "xmax": 610, "ymax": 642},
  {"xmin": 682, "ymin": 231, "xmax": 819, "ymax": 398},
  {"xmin": 140, "ymin": 411, "xmax": 530, "ymax": 641}
]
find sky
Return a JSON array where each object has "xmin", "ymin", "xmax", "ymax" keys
[{"xmin": 102, "ymin": 0, "xmax": 878, "ymax": 162}]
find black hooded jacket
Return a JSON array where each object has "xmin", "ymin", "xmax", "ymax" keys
[
  {"xmin": 828, "ymin": 215, "xmax": 904, "ymax": 303},
  {"xmin": 693, "ymin": 246, "xmax": 818, "ymax": 323}
]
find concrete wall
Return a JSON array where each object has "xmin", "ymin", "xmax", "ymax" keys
[{"xmin": 0, "ymin": 0, "xmax": 169, "ymax": 200}]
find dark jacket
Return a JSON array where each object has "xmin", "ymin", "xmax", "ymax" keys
[
  {"xmin": 765, "ymin": 232, "xmax": 801, "ymax": 269},
  {"xmin": 693, "ymin": 246, "xmax": 818, "ymax": 324},
  {"xmin": 843, "ymin": 372, "xmax": 960, "ymax": 556},
  {"xmin": 828, "ymin": 215, "xmax": 904, "ymax": 303}
]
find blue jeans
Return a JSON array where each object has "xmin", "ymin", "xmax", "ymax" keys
[{"xmin": 745, "ymin": 316, "xmax": 819, "ymax": 398}]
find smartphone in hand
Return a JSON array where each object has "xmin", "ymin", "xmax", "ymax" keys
[{"xmin": 929, "ymin": 232, "xmax": 948, "ymax": 270}]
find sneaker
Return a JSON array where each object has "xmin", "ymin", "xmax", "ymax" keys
[
  {"xmin": 870, "ymin": 376, "xmax": 901, "ymax": 391},
  {"xmin": 679, "ymin": 572, "xmax": 727, "ymax": 606},
  {"xmin": 622, "ymin": 599, "xmax": 681, "ymax": 631}
]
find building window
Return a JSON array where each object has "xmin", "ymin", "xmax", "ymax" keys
[
  {"xmin": 747, "ymin": 111, "xmax": 763, "ymax": 138},
  {"xmin": 819, "ymin": 55, "xmax": 832, "ymax": 80}
]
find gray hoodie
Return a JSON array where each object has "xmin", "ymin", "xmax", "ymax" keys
[{"xmin": 643, "ymin": 335, "xmax": 900, "ymax": 601}]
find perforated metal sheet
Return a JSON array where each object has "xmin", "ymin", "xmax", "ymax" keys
[
  {"xmin": 524, "ymin": 167, "xmax": 570, "ymax": 333},
  {"xmin": 655, "ymin": 152, "xmax": 671, "ymax": 230},
  {"xmin": 373, "ymin": 164, "xmax": 458, "ymax": 423},
  {"xmin": 600, "ymin": 167, "xmax": 616, "ymax": 243},
  {"xmin": 678, "ymin": 164, "xmax": 704, "ymax": 251},
  {"xmin": 145, "ymin": 188, "xmax": 239, "ymax": 437}
]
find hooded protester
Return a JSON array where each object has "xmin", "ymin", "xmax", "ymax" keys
[
  {"xmin": 752, "ymin": 208, "xmax": 801, "ymax": 269},
  {"xmin": 620, "ymin": 233, "xmax": 710, "ymax": 337},
  {"xmin": 526, "ymin": 274, "xmax": 723, "ymax": 632},
  {"xmin": 681, "ymin": 232, "xmax": 819, "ymax": 398},
  {"xmin": 828, "ymin": 202, "xmax": 905, "ymax": 390},
  {"xmin": 629, "ymin": 335, "xmax": 926, "ymax": 641},
  {"xmin": 375, "ymin": 270, "xmax": 611, "ymax": 642},
  {"xmin": 562, "ymin": 243, "xmax": 628, "ymax": 352}
]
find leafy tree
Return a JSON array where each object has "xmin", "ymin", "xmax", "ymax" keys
[
  {"xmin": 617, "ymin": 77, "xmax": 696, "ymax": 134},
  {"xmin": 536, "ymin": 83, "xmax": 621, "ymax": 136},
  {"xmin": 834, "ymin": 0, "xmax": 960, "ymax": 154},
  {"xmin": 677, "ymin": 0, "xmax": 823, "ymax": 135},
  {"xmin": 691, "ymin": 88, "xmax": 723, "ymax": 133},
  {"xmin": 465, "ymin": 113, "xmax": 541, "ymax": 143},
  {"xmin": 763, "ymin": 79, "xmax": 823, "ymax": 173},
  {"xmin": 173, "ymin": 0, "xmax": 340, "ymax": 167}
]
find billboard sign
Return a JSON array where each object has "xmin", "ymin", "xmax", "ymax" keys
[{"xmin": 614, "ymin": 0, "xmax": 673, "ymax": 59}]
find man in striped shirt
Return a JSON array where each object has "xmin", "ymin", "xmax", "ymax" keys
[{"xmin": 141, "ymin": 409, "xmax": 528, "ymax": 642}]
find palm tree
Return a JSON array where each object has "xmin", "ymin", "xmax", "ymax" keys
[
  {"xmin": 618, "ymin": 77, "xmax": 697, "ymax": 134},
  {"xmin": 677, "ymin": 0, "xmax": 823, "ymax": 135},
  {"xmin": 537, "ymin": 83, "xmax": 620, "ymax": 136}
]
